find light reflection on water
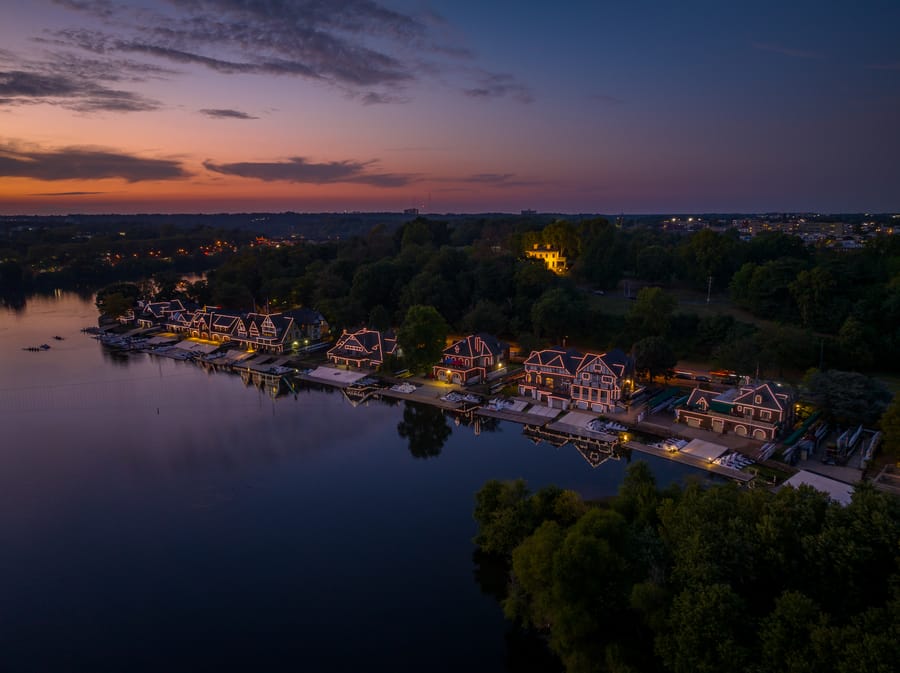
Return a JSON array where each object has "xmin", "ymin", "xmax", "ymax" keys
[{"xmin": 0, "ymin": 293, "xmax": 694, "ymax": 673}]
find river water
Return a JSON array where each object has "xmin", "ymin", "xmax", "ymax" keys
[{"xmin": 0, "ymin": 292, "xmax": 695, "ymax": 672}]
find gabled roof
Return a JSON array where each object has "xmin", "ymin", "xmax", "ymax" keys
[
  {"xmin": 733, "ymin": 382, "xmax": 786, "ymax": 412},
  {"xmin": 169, "ymin": 310, "xmax": 190, "ymax": 325},
  {"xmin": 190, "ymin": 311, "xmax": 212, "ymax": 329},
  {"xmin": 602, "ymin": 348, "xmax": 633, "ymax": 376},
  {"xmin": 444, "ymin": 333, "xmax": 506, "ymax": 359},
  {"xmin": 685, "ymin": 388, "xmax": 720, "ymax": 410},
  {"xmin": 329, "ymin": 328, "xmax": 397, "ymax": 359},
  {"xmin": 142, "ymin": 300, "xmax": 186, "ymax": 318},
  {"xmin": 243, "ymin": 312, "xmax": 281, "ymax": 336},
  {"xmin": 282, "ymin": 308, "xmax": 327, "ymax": 325},
  {"xmin": 167, "ymin": 299, "xmax": 186, "ymax": 313},
  {"xmin": 212, "ymin": 313, "xmax": 240, "ymax": 330},
  {"xmin": 524, "ymin": 346, "xmax": 583, "ymax": 375},
  {"xmin": 577, "ymin": 348, "xmax": 633, "ymax": 378}
]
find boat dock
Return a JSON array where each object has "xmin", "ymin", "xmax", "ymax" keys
[
  {"xmin": 284, "ymin": 366, "xmax": 761, "ymax": 484},
  {"xmin": 623, "ymin": 440, "xmax": 753, "ymax": 482},
  {"xmin": 88, "ymin": 335, "xmax": 764, "ymax": 484}
]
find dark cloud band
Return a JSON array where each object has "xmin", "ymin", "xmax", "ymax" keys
[
  {"xmin": 199, "ymin": 108, "xmax": 259, "ymax": 119},
  {"xmin": 0, "ymin": 142, "xmax": 189, "ymax": 181},
  {"xmin": 203, "ymin": 157, "xmax": 413, "ymax": 187},
  {"xmin": 0, "ymin": 49, "xmax": 163, "ymax": 112}
]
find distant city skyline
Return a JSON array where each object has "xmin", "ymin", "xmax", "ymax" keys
[{"xmin": 1, "ymin": 0, "xmax": 899, "ymax": 215}]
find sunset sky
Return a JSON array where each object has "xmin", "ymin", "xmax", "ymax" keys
[{"xmin": 1, "ymin": 0, "xmax": 899, "ymax": 215}]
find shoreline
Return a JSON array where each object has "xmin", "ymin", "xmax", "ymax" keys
[
  {"xmin": 298, "ymin": 365, "xmax": 768, "ymax": 485},
  {"xmin": 90, "ymin": 326, "xmax": 784, "ymax": 486}
]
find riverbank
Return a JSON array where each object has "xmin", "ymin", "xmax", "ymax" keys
[
  {"xmin": 89, "ymin": 326, "xmax": 787, "ymax": 486},
  {"xmin": 298, "ymin": 364, "xmax": 772, "ymax": 485}
]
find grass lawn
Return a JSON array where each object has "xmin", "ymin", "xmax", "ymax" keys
[
  {"xmin": 587, "ymin": 285, "xmax": 775, "ymax": 329},
  {"xmin": 749, "ymin": 462, "xmax": 796, "ymax": 487},
  {"xmin": 871, "ymin": 372, "xmax": 900, "ymax": 396}
]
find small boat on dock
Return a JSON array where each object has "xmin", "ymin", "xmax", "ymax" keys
[
  {"xmin": 587, "ymin": 418, "xmax": 628, "ymax": 434},
  {"xmin": 651, "ymin": 437, "xmax": 688, "ymax": 452}
]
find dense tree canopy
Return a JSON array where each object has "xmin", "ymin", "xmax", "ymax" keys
[
  {"xmin": 398, "ymin": 304, "xmax": 449, "ymax": 374},
  {"xmin": 474, "ymin": 466, "xmax": 900, "ymax": 673},
  {"xmin": 624, "ymin": 287, "xmax": 677, "ymax": 340},
  {"xmin": 95, "ymin": 282, "xmax": 141, "ymax": 318},
  {"xmin": 632, "ymin": 336, "xmax": 677, "ymax": 381},
  {"xmin": 803, "ymin": 369, "xmax": 893, "ymax": 426},
  {"xmin": 879, "ymin": 396, "xmax": 900, "ymax": 462},
  {"xmin": 45, "ymin": 211, "xmax": 900, "ymax": 378}
]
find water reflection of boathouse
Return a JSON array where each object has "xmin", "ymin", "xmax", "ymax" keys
[{"xmin": 522, "ymin": 424, "xmax": 622, "ymax": 468}]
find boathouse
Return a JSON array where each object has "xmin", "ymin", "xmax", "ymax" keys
[
  {"xmin": 570, "ymin": 348, "xmax": 634, "ymax": 413},
  {"xmin": 327, "ymin": 328, "xmax": 397, "ymax": 369},
  {"xmin": 518, "ymin": 346, "xmax": 583, "ymax": 409},
  {"xmin": 433, "ymin": 333, "xmax": 508, "ymax": 384},
  {"xmin": 676, "ymin": 381, "xmax": 794, "ymax": 441}
]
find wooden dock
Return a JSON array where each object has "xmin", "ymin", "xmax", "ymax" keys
[{"xmin": 623, "ymin": 440, "xmax": 753, "ymax": 483}]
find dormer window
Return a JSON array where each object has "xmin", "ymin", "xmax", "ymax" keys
[{"xmin": 755, "ymin": 395, "xmax": 762, "ymax": 405}]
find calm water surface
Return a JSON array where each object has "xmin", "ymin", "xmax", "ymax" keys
[{"xmin": 0, "ymin": 293, "xmax": 695, "ymax": 672}]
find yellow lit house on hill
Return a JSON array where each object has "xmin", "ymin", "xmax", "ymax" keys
[{"xmin": 526, "ymin": 244, "xmax": 567, "ymax": 274}]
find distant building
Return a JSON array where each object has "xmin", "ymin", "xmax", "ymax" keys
[
  {"xmin": 521, "ymin": 209, "xmax": 537, "ymax": 216},
  {"xmin": 135, "ymin": 299, "xmax": 189, "ymax": 328},
  {"xmin": 135, "ymin": 302, "xmax": 328, "ymax": 354},
  {"xmin": 798, "ymin": 221, "xmax": 850, "ymax": 237},
  {"xmin": 525, "ymin": 243, "xmax": 567, "ymax": 274},
  {"xmin": 327, "ymin": 328, "xmax": 397, "ymax": 369},
  {"xmin": 433, "ymin": 333, "xmax": 508, "ymax": 384},
  {"xmin": 403, "ymin": 208, "xmax": 419, "ymax": 216}
]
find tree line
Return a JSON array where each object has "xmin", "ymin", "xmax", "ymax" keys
[
  {"xmin": 0, "ymin": 221, "xmax": 252, "ymax": 293},
  {"xmin": 194, "ymin": 216, "xmax": 900, "ymax": 377}
]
